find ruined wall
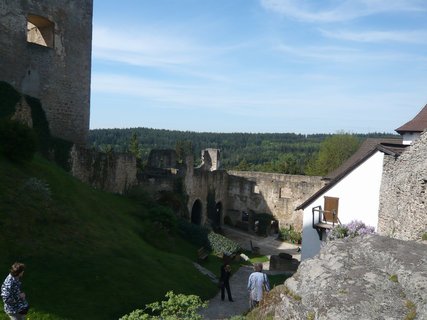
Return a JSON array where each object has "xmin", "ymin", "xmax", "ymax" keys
[
  {"xmin": 378, "ymin": 131, "xmax": 427, "ymax": 240},
  {"xmin": 185, "ymin": 166, "xmax": 229, "ymax": 226},
  {"xmin": 0, "ymin": 0, "xmax": 93, "ymax": 145},
  {"xmin": 70, "ymin": 146, "xmax": 137, "ymax": 194},
  {"xmin": 227, "ymin": 171, "xmax": 325, "ymax": 230}
]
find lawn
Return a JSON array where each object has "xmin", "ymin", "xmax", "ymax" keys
[{"xmin": 0, "ymin": 155, "xmax": 217, "ymax": 319}]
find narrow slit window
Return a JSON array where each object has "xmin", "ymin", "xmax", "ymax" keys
[{"xmin": 27, "ymin": 14, "xmax": 54, "ymax": 48}]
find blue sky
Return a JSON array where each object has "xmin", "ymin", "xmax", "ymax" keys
[{"xmin": 90, "ymin": 0, "xmax": 427, "ymax": 134}]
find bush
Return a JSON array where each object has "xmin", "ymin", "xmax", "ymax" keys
[
  {"xmin": 207, "ymin": 232, "xmax": 240, "ymax": 256},
  {"xmin": 145, "ymin": 206, "xmax": 177, "ymax": 232},
  {"xmin": 177, "ymin": 219, "xmax": 210, "ymax": 248},
  {"xmin": 289, "ymin": 229, "xmax": 302, "ymax": 243},
  {"xmin": 253, "ymin": 213, "xmax": 274, "ymax": 236},
  {"xmin": 0, "ymin": 119, "xmax": 37, "ymax": 162},
  {"xmin": 327, "ymin": 220, "xmax": 375, "ymax": 241},
  {"xmin": 223, "ymin": 215, "xmax": 233, "ymax": 226},
  {"xmin": 119, "ymin": 291, "xmax": 207, "ymax": 320},
  {"xmin": 422, "ymin": 232, "xmax": 427, "ymax": 241},
  {"xmin": 278, "ymin": 225, "xmax": 301, "ymax": 243}
]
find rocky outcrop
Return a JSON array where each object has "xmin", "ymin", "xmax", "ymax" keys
[{"xmin": 266, "ymin": 235, "xmax": 426, "ymax": 320}]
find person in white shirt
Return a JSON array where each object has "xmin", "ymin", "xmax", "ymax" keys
[{"xmin": 247, "ymin": 262, "xmax": 270, "ymax": 309}]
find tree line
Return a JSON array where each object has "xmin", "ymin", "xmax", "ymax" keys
[{"xmin": 88, "ymin": 128, "xmax": 397, "ymax": 176}]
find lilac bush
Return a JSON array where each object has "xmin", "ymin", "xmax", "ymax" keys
[{"xmin": 327, "ymin": 220, "xmax": 375, "ymax": 241}]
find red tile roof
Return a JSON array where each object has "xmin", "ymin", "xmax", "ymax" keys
[{"xmin": 396, "ymin": 104, "xmax": 427, "ymax": 134}]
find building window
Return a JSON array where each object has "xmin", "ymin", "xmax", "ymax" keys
[{"xmin": 27, "ymin": 14, "xmax": 54, "ymax": 48}]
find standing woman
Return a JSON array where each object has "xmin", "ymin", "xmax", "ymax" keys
[
  {"xmin": 1, "ymin": 262, "xmax": 29, "ymax": 320},
  {"xmin": 220, "ymin": 263, "xmax": 233, "ymax": 302},
  {"xmin": 247, "ymin": 262, "xmax": 270, "ymax": 309}
]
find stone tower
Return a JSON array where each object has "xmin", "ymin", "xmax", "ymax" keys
[{"xmin": 0, "ymin": 0, "xmax": 93, "ymax": 145}]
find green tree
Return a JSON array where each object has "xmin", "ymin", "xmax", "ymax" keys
[
  {"xmin": 129, "ymin": 132, "xmax": 141, "ymax": 160},
  {"xmin": 175, "ymin": 140, "xmax": 193, "ymax": 164},
  {"xmin": 305, "ymin": 133, "xmax": 360, "ymax": 176}
]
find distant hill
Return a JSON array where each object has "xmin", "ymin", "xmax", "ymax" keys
[{"xmin": 89, "ymin": 128, "xmax": 397, "ymax": 174}]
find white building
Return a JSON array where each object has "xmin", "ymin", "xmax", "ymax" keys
[{"xmin": 297, "ymin": 105, "xmax": 427, "ymax": 260}]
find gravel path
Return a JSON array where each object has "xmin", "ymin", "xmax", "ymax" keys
[{"xmin": 198, "ymin": 227, "xmax": 301, "ymax": 319}]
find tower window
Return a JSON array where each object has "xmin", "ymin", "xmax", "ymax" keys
[{"xmin": 27, "ymin": 14, "xmax": 54, "ymax": 48}]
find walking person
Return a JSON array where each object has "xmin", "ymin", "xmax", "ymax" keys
[
  {"xmin": 1, "ymin": 262, "xmax": 29, "ymax": 320},
  {"xmin": 219, "ymin": 263, "xmax": 233, "ymax": 302},
  {"xmin": 247, "ymin": 262, "xmax": 270, "ymax": 309}
]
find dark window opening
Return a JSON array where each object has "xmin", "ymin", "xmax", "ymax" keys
[{"xmin": 27, "ymin": 14, "xmax": 54, "ymax": 48}]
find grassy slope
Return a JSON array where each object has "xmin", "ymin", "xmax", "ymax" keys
[{"xmin": 0, "ymin": 155, "xmax": 216, "ymax": 319}]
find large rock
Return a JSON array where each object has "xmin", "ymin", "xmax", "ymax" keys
[{"xmin": 273, "ymin": 235, "xmax": 426, "ymax": 319}]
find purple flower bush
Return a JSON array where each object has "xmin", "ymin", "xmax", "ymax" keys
[{"xmin": 327, "ymin": 220, "xmax": 375, "ymax": 241}]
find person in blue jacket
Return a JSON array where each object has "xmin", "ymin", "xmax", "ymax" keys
[{"xmin": 1, "ymin": 262, "xmax": 29, "ymax": 320}]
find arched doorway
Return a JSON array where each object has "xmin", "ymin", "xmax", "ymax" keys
[
  {"xmin": 214, "ymin": 202, "xmax": 222, "ymax": 227},
  {"xmin": 191, "ymin": 199, "xmax": 202, "ymax": 225}
]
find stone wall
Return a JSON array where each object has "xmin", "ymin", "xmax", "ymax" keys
[
  {"xmin": 265, "ymin": 235, "xmax": 427, "ymax": 320},
  {"xmin": 0, "ymin": 0, "xmax": 93, "ymax": 145},
  {"xmin": 185, "ymin": 166, "xmax": 229, "ymax": 226},
  {"xmin": 227, "ymin": 171, "xmax": 324, "ymax": 231},
  {"xmin": 70, "ymin": 146, "xmax": 137, "ymax": 194},
  {"xmin": 378, "ymin": 131, "xmax": 427, "ymax": 240}
]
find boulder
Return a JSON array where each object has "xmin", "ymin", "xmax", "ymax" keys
[{"xmin": 272, "ymin": 235, "xmax": 426, "ymax": 319}]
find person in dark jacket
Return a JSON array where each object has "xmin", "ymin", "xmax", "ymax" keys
[
  {"xmin": 1, "ymin": 262, "xmax": 29, "ymax": 320},
  {"xmin": 220, "ymin": 263, "xmax": 233, "ymax": 302}
]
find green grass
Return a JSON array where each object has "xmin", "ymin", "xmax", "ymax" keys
[{"xmin": 0, "ymin": 155, "xmax": 217, "ymax": 319}]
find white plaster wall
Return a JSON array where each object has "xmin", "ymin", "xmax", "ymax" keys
[{"xmin": 301, "ymin": 151, "xmax": 385, "ymax": 260}]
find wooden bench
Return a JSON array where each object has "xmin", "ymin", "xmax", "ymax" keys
[{"xmin": 197, "ymin": 247, "xmax": 209, "ymax": 261}]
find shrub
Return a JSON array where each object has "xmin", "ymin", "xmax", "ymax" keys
[
  {"xmin": 0, "ymin": 119, "xmax": 37, "ymax": 162},
  {"xmin": 119, "ymin": 291, "xmax": 207, "ymax": 320},
  {"xmin": 177, "ymin": 219, "xmax": 210, "ymax": 248},
  {"xmin": 278, "ymin": 225, "xmax": 301, "ymax": 243},
  {"xmin": 145, "ymin": 206, "xmax": 177, "ymax": 232},
  {"xmin": 422, "ymin": 232, "xmax": 427, "ymax": 241},
  {"xmin": 207, "ymin": 232, "xmax": 241, "ymax": 256},
  {"xmin": 327, "ymin": 220, "xmax": 375, "ymax": 241},
  {"xmin": 223, "ymin": 215, "xmax": 233, "ymax": 226},
  {"xmin": 21, "ymin": 177, "xmax": 52, "ymax": 202},
  {"xmin": 278, "ymin": 227, "xmax": 290, "ymax": 241},
  {"xmin": 253, "ymin": 213, "xmax": 274, "ymax": 236},
  {"xmin": 289, "ymin": 229, "xmax": 302, "ymax": 243}
]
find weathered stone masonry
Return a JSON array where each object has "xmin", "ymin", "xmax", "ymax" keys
[
  {"xmin": 227, "ymin": 171, "xmax": 324, "ymax": 230},
  {"xmin": 0, "ymin": 0, "xmax": 93, "ymax": 145},
  {"xmin": 378, "ymin": 131, "xmax": 427, "ymax": 240}
]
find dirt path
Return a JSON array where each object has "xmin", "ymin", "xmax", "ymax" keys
[{"xmin": 199, "ymin": 227, "xmax": 301, "ymax": 319}]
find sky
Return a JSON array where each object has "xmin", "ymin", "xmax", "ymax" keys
[{"xmin": 90, "ymin": 0, "xmax": 427, "ymax": 134}]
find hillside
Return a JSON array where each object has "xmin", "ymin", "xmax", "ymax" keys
[{"xmin": 0, "ymin": 155, "xmax": 216, "ymax": 319}]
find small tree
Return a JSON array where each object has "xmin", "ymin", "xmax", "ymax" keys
[{"xmin": 129, "ymin": 132, "xmax": 142, "ymax": 160}]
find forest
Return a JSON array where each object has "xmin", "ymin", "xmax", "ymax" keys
[{"xmin": 88, "ymin": 128, "xmax": 397, "ymax": 175}]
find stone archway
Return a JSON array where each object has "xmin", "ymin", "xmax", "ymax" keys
[{"xmin": 191, "ymin": 199, "xmax": 203, "ymax": 225}]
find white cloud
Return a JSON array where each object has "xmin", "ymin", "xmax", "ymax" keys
[
  {"xmin": 260, "ymin": 0, "xmax": 426, "ymax": 23},
  {"xmin": 320, "ymin": 29, "xmax": 427, "ymax": 43},
  {"xmin": 275, "ymin": 43, "xmax": 427, "ymax": 64}
]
